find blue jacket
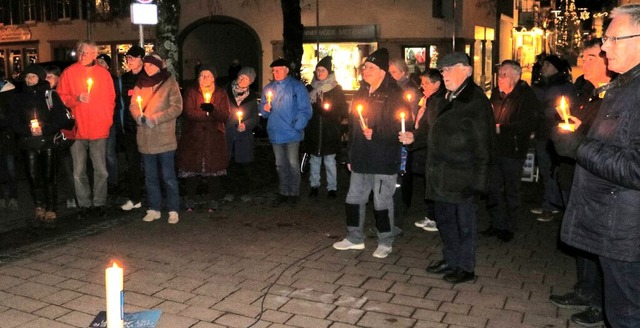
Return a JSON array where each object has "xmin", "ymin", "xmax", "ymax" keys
[{"xmin": 259, "ymin": 76, "xmax": 312, "ymax": 144}]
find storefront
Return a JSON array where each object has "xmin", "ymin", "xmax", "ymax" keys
[
  {"xmin": 0, "ymin": 25, "xmax": 38, "ymax": 78},
  {"xmin": 301, "ymin": 25, "xmax": 378, "ymax": 91}
]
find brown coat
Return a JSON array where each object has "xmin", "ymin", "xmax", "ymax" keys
[
  {"xmin": 176, "ymin": 86, "xmax": 230, "ymax": 174},
  {"xmin": 130, "ymin": 77, "xmax": 183, "ymax": 155}
]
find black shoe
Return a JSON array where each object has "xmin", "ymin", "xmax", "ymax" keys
[
  {"xmin": 426, "ymin": 260, "xmax": 454, "ymax": 274},
  {"xmin": 77, "ymin": 207, "xmax": 91, "ymax": 220},
  {"xmin": 309, "ymin": 187, "xmax": 319, "ymax": 197},
  {"xmin": 549, "ymin": 292, "xmax": 590, "ymax": 310},
  {"xmin": 496, "ymin": 230, "xmax": 514, "ymax": 242},
  {"xmin": 443, "ymin": 269, "xmax": 475, "ymax": 284},
  {"xmin": 271, "ymin": 194, "xmax": 288, "ymax": 207},
  {"xmin": 571, "ymin": 307, "xmax": 604, "ymax": 327},
  {"xmin": 287, "ymin": 196, "xmax": 298, "ymax": 207},
  {"xmin": 327, "ymin": 190, "xmax": 337, "ymax": 199},
  {"xmin": 91, "ymin": 206, "xmax": 108, "ymax": 218},
  {"xmin": 480, "ymin": 225, "xmax": 499, "ymax": 236}
]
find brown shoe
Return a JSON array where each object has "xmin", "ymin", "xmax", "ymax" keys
[
  {"xmin": 35, "ymin": 207, "xmax": 46, "ymax": 220},
  {"xmin": 43, "ymin": 211, "xmax": 57, "ymax": 229}
]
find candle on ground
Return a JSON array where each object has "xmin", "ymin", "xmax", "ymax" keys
[{"xmin": 105, "ymin": 262, "xmax": 124, "ymax": 328}]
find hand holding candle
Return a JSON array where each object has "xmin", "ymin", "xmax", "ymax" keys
[
  {"xmin": 557, "ymin": 96, "xmax": 575, "ymax": 132},
  {"xmin": 203, "ymin": 92, "xmax": 212, "ymax": 104},
  {"xmin": 356, "ymin": 104, "xmax": 367, "ymax": 130},
  {"xmin": 237, "ymin": 110, "xmax": 243, "ymax": 125},
  {"xmin": 266, "ymin": 91, "xmax": 273, "ymax": 105},
  {"xmin": 400, "ymin": 112, "xmax": 406, "ymax": 133},
  {"xmin": 86, "ymin": 78, "xmax": 93, "ymax": 94},
  {"xmin": 105, "ymin": 262, "xmax": 124, "ymax": 328},
  {"xmin": 136, "ymin": 96, "xmax": 143, "ymax": 115},
  {"xmin": 30, "ymin": 119, "xmax": 42, "ymax": 136}
]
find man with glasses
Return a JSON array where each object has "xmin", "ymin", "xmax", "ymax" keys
[
  {"xmin": 57, "ymin": 40, "xmax": 115, "ymax": 219},
  {"xmin": 116, "ymin": 45, "xmax": 146, "ymax": 212},
  {"xmin": 482, "ymin": 60, "xmax": 539, "ymax": 242},
  {"xmin": 401, "ymin": 52, "xmax": 494, "ymax": 283},
  {"xmin": 552, "ymin": 4, "xmax": 640, "ymax": 327}
]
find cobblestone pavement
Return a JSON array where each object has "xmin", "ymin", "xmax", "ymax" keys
[{"xmin": 0, "ymin": 162, "xmax": 600, "ymax": 327}]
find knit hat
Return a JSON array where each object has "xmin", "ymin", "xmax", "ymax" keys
[
  {"xmin": 543, "ymin": 55, "xmax": 570, "ymax": 73},
  {"xmin": 142, "ymin": 54, "xmax": 164, "ymax": 69},
  {"xmin": 237, "ymin": 66, "xmax": 256, "ymax": 84},
  {"xmin": 316, "ymin": 56, "xmax": 333, "ymax": 73},
  {"xmin": 126, "ymin": 45, "xmax": 145, "ymax": 58},
  {"xmin": 21, "ymin": 64, "xmax": 46, "ymax": 81},
  {"xmin": 97, "ymin": 54, "xmax": 111, "ymax": 67},
  {"xmin": 270, "ymin": 58, "xmax": 289, "ymax": 67},
  {"xmin": 364, "ymin": 48, "xmax": 389, "ymax": 72},
  {"xmin": 197, "ymin": 64, "xmax": 217, "ymax": 78},
  {"xmin": 437, "ymin": 52, "xmax": 471, "ymax": 69}
]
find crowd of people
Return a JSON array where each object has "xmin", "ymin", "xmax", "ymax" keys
[{"xmin": 2, "ymin": 4, "xmax": 640, "ymax": 326}]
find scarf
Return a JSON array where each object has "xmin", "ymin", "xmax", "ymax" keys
[
  {"xmin": 309, "ymin": 73, "xmax": 337, "ymax": 104},
  {"xmin": 231, "ymin": 79, "xmax": 250, "ymax": 106},
  {"xmin": 136, "ymin": 69, "xmax": 170, "ymax": 88}
]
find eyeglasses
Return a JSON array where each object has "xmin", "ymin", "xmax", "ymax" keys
[{"xmin": 601, "ymin": 33, "xmax": 640, "ymax": 45}]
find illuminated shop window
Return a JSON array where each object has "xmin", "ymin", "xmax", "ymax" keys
[{"xmin": 302, "ymin": 42, "xmax": 377, "ymax": 91}]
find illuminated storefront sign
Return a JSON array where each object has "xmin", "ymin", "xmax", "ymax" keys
[{"xmin": 303, "ymin": 25, "xmax": 377, "ymax": 42}]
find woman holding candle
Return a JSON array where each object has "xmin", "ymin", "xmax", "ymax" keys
[
  {"xmin": 130, "ymin": 53, "xmax": 183, "ymax": 224},
  {"xmin": 9, "ymin": 64, "xmax": 73, "ymax": 228},
  {"xmin": 176, "ymin": 65, "xmax": 231, "ymax": 212},
  {"xmin": 224, "ymin": 67, "xmax": 259, "ymax": 201},
  {"xmin": 304, "ymin": 56, "xmax": 348, "ymax": 199}
]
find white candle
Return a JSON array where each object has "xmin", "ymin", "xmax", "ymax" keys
[
  {"xmin": 237, "ymin": 110, "xmax": 243, "ymax": 125},
  {"xmin": 356, "ymin": 104, "xmax": 367, "ymax": 129},
  {"xmin": 400, "ymin": 112, "xmax": 406, "ymax": 133},
  {"xmin": 266, "ymin": 91, "xmax": 273, "ymax": 105},
  {"xmin": 136, "ymin": 96, "xmax": 143, "ymax": 116},
  {"xmin": 87, "ymin": 78, "xmax": 93, "ymax": 94},
  {"xmin": 105, "ymin": 262, "xmax": 124, "ymax": 328}
]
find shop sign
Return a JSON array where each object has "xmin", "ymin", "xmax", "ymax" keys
[
  {"xmin": 304, "ymin": 25, "xmax": 377, "ymax": 42},
  {"xmin": 0, "ymin": 26, "xmax": 32, "ymax": 42}
]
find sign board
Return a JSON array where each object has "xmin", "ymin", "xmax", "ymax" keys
[
  {"xmin": 0, "ymin": 26, "xmax": 31, "ymax": 42},
  {"xmin": 130, "ymin": 3, "xmax": 158, "ymax": 25},
  {"xmin": 303, "ymin": 25, "xmax": 377, "ymax": 42}
]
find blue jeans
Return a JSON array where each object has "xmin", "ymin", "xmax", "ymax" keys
[
  {"xmin": 434, "ymin": 200, "xmax": 478, "ymax": 272},
  {"xmin": 575, "ymin": 252, "xmax": 603, "ymax": 309},
  {"xmin": 142, "ymin": 151, "xmax": 179, "ymax": 212},
  {"xmin": 0, "ymin": 153, "xmax": 18, "ymax": 199},
  {"xmin": 272, "ymin": 142, "xmax": 300, "ymax": 196},
  {"xmin": 106, "ymin": 125, "xmax": 118, "ymax": 187},
  {"xmin": 71, "ymin": 139, "xmax": 108, "ymax": 208},
  {"xmin": 599, "ymin": 256, "xmax": 640, "ymax": 328},
  {"xmin": 309, "ymin": 153, "xmax": 337, "ymax": 191}
]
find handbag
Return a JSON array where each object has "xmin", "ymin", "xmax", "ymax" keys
[{"xmin": 53, "ymin": 130, "xmax": 75, "ymax": 151}]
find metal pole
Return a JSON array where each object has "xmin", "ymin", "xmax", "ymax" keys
[
  {"xmin": 139, "ymin": 25, "xmax": 144, "ymax": 47},
  {"xmin": 452, "ymin": 0, "xmax": 456, "ymax": 51},
  {"xmin": 316, "ymin": 0, "xmax": 320, "ymax": 61}
]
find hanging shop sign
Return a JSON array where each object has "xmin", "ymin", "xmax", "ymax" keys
[
  {"xmin": 303, "ymin": 25, "xmax": 377, "ymax": 42},
  {"xmin": 0, "ymin": 26, "xmax": 32, "ymax": 42}
]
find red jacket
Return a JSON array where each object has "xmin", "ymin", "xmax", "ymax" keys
[{"xmin": 57, "ymin": 62, "xmax": 115, "ymax": 140}]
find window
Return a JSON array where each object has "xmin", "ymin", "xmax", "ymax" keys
[{"xmin": 24, "ymin": 0, "xmax": 38, "ymax": 22}]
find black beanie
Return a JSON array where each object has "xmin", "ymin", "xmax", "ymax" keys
[
  {"xmin": 544, "ymin": 55, "xmax": 570, "ymax": 74},
  {"xmin": 21, "ymin": 64, "xmax": 46, "ymax": 81},
  {"xmin": 316, "ymin": 56, "xmax": 333, "ymax": 73},
  {"xmin": 365, "ymin": 48, "xmax": 389, "ymax": 72}
]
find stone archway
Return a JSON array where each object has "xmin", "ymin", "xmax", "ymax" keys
[{"xmin": 178, "ymin": 16, "xmax": 262, "ymax": 88}]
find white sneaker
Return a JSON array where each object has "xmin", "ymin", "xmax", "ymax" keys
[
  {"xmin": 415, "ymin": 217, "xmax": 438, "ymax": 231},
  {"xmin": 168, "ymin": 211, "xmax": 179, "ymax": 224},
  {"xmin": 121, "ymin": 200, "xmax": 142, "ymax": 211},
  {"xmin": 333, "ymin": 238, "xmax": 365, "ymax": 250},
  {"xmin": 66, "ymin": 198, "xmax": 77, "ymax": 209},
  {"xmin": 142, "ymin": 210, "xmax": 161, "ymax": 222},
  {"xmin": 372, "ymin": 245, "xmax": 392, "ymax": 258}
]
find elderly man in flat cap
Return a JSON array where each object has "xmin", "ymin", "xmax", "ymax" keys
[
  {"xmin": 400, "ymin": 52, "xmax": 495, "ymax": 283},
  {"xmin": 259, "ymin": 59, "xmax": 312, "ymax": 207}
]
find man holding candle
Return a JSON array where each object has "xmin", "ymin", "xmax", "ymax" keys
[
  {"xmin": 551, "ymin": 5, "xmax": 640, "ymax": 326},
  {"xmin": 332, "ymin": 48, "xmax": 407, "ymax": 259},
  {"xmin": 400, "ymin": 52, "xmax": 495, "ymax": 283},
  {"xmin": 57, "ymin": 40, "xmax": 116, "ymax": 220},
  {"xmin": 259, "ymin": 58, "xmax": 312, "ymax": 207},
  {"xmin": 304, "ymin": 56, "xmax": 348, "ymax": 199},
  {"xmin": 482, "ymin": 60, "xmax": 540, "ymax": 243}
]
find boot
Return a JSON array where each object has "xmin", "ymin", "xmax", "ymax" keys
[{"xmin": 43, "ymin": 211, "xmax": 57, "ymax": 229}]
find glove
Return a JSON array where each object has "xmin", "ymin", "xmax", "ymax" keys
[
  {"xmin": 200, "ymin": 103, "xmax": 215, "ymax": 113},
  {"xmin": 136, "ymin": 115, "xmax": 146, "ymax": 125},
  {"xmin": 144, "ymin": 117, "xmax": 155, "ymax": 129},
  {"xmin": 551, "ymin": 126, "xmax": 585, "ymax": 159}
]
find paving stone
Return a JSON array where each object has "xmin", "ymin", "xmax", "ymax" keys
[
  {"xmin": 454, "ymin": 290, "xmax": 506, "ymax": 309},
  {"xmin": 334, "ymin": 295, "xmax": 367, "ymax": 309},
  {"xmin": 184, "ymin": 294, "xmax": 221, "ymax": 308},
  {"xmin": 361, "ymin": 278, "xmax": 394, "ymax": 292},
  {"xmin": 120, "ymin": 291, "xmax": 164, "ymax": 309},
  {"xmin": 0, "ymin": 275, "xmax": 25, "ymax": 290},
  {"xmin": 356, "ymin": 311, "xmax": 416, "ymax": 327},
  {"xmin": 32, "ymin": 304, "xmax": 71, "ymax": 319},
  {"xmin": 155, "ymin": 312, "xmax": 199, "ymax": 328},
  {"xmin": 291, "ymin": 278, "xmax": 339, "ymax": 294},
  {"xmin": 327, "ymin": 306, "xmax": 365, "ymax": 324},
  {"xmin": 381, "ymin": 271, "xmax": 410, "ymax": 283},
  {"xmin": 21, "ymin": 261, "xmax": 61, "ymax": 274},
  {"xmin": 469, "ymin": 305, "xmax": 524, "ymax": 323},
  {"xmin": 504, "ymin": 297, "xmax": 557, "ymax": 316},
  {"xmin": 438, "ymin": 302, "xmax": 471, "ymax": 315},
  {"xmin": 55, "ymin": 310, "xmax": 96, "ymax": 328},
  {"xmin": 215, "ymin": 313, "xmax": 262, "ymax": 328},
  {"xmin": 335, "ymin": 273, "xmax": 368, "ymax": 287},
  {"xmin": 225, "ymin": 289, "xmax": 265, "ymax": 304},
  {"xmin": 413, "ymin": 320, "xmax": 449, "ymax": 328},
  {"xmin": 14, "ymin": 317, "xmax": 75, "ymax": 328},
  {"xmin": 285, "ymin": 314, "xmax": 332, "ymax": 327},
  {"xmin": 192, "ymin": 282, "xmax": 238, "ymax": 299},
  {"xmin": 279, "ymin": 298, "xmax": 335, "ymax": 318},
  {"xmin": 190, "ymin": 321, "xmax": 227, "ymax": 328},
  {"xmin": 213, "ymin": 299, "xmax": 262, "ymax": 318},
  {"xmin": 259, "ymin": 309, "xmax": 292, "ymax": 324},
  {"xmin": 54, "ymin": 279, "xmax": 89, "ymax": 291},
  {"xmin": 442, "ymin": 312, "xmax": 488, "ymax": 327},
  {"xmin": 335, "ymin": 285, "xmax": 366, "ymax": 298},
  {"xmin": 0, "ymin": 266, "xmax": 41, "ymax": 280},
  {"xmin": 156, "ymin": 300, "xmax": 189, "ymax": 314},
  {"xmin": 289, "ymin": 288, "xmax": 339, "ymax": 304},
  {"xmin": 0, "ymin": 295, "xmax": 48, "ymax": 312},
  {"xmin": 480, "ymin": 284, "xmax": 531, "ymax": 300},
  {"xmin": 153, "ymin": 288, "xmax": 196, "ymax": 303},
  {"xmin": 523, "ymin": 312, "xmax": 569, "ymax": 327},
  {"xmin": 388, "ymin": 281, "xmax": 429, "ymax": 298},
  {"xmin": 362, "ymin": 290, "xmax": 393, "ymax": 302},
  {"xmin": 40, "ymin": 290, "xmax": 83, "ymax": 305},
  {"xmin": 0, "ymin": 308, "xmax": 38, "ymax": 327},
  {"xmin": 363, "ymin": 300, "xmax": 415, "ymax": 317}
]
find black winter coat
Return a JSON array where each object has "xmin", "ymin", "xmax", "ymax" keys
[
  {"xmin": 348, "ymin": 74, "xmax": 407, "ymax": 175},
  {"xmin": 304, "ymin": 84, "xmax": 348, "ymax": 156},
  {"xmin": 490, "ymin": 80, "xmax": 540, "ymax": 159},
  {"xmin": 424, "ymin": 78, "xmax": 495, "ymax": 203},
  {"xmin": 561, "ymin": 63, "xmax": 640, "ymax": 262},
  {"xmin": 115, "ymin": 70, "xmax": 140, "ymax": 135}
]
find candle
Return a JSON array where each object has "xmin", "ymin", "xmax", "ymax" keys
[
  {"xmin": 237, "ymin": 110, "xmax": 243, "ymax": 125},
  {"xmin": 356, "ymin": 104, "xmax": 367, "ymax": 129},
  {"xmin": 400, "ymin": 112, "xmax": 406, "ymax": 133},
  {"xmin": 105, "ymin": 262, "xmax": 124, "ymax": 328},
  {"xmin": 30, "ymin": 119, "xmax": 39, "ymax": 130},
  {"xmin": 203, "ymin": 92, "xmax": 212, "ymax": 104},
  {"xmin": 136, "ymin": 96, "xmax": 143, "ymax": 116},
  {"xmin": 266, "ymin": 91, "xmax": 273, "ymax": 105},
  {"xmin": 406, "ymin": 93, "xmax": 412, "ymax": 103},
  {"xmin": 323, "ymin": 102, "xmax": 330, "ymax": 111},
  {"xmin": 557, "ymin": 96, "xmax": 574, "ymax": 132},
  {"xmin": 86, "ymin": 78, "xmax": 93, "ymax": 94}
]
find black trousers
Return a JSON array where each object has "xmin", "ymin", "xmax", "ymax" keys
[{"xmin": 23, "ymin": 145, "xmax": 58, "ymax": 211}]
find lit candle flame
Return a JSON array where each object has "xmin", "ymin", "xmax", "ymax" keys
[
  {"xmin": 237, "ymin": 111, "xmax": 243, "ymax": 125},
  {"xmin": 558, "ymin": 96, "xmax": 574, "ymax": 132},
  {"xmin": 86, "ymin": 78, "xmax": 93, "ymax": 94},
  {"xmin": 136, "ymin": 96, "xmax": 143, "ymax": 115},
  {"xmin": 357, "ymin": 104, "xmax": 367, "ymax": 129},
  {"xmin": 266, "ymin": 91, "xmax": 273, "ymax": 104},
  {"xmin": 400, "ymin": 112, "xmax": 406, "ymax": 133},
  {"xmin": 406, "ymin": 93, "xmax": 412, "ymax": 102},
  {"xmin": 323, "ymin": 102, "xmax": 330, "ymax": 110},
  {"xmin": 203, "ymin": 92, "xmax": 212, "ymax": 104}
]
